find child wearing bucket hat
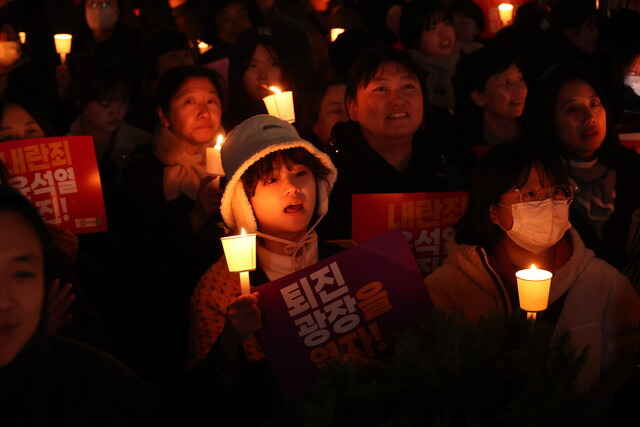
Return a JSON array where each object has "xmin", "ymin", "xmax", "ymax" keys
[{"xmin": 186, "ymin": 115, "xmax": 342, "ymax": 400}]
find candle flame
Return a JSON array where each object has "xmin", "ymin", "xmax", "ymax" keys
[
  {"xmin": 268, "ymin": 86, "xmax": 282, "ymax": 94},
  {"xmin": 215, "ymin": 134, "xmax": 223, "ymax": 150},
  {"xmin": 198, "ymin": 41, "xmax": 209, "ymax": 49},
  {"xmin": 530, "ymin": 264, "xmax": 537, "ymax": 270},
  {"xmin": 498, "ymin": 3, "xmax": 513, "ymax": 12},
  {"xmin": 241, "ymin": 228, "xmax": 246, "ymax": 236},
  {"xmin": 18, "ymin": 32, "xmax": 26, "ymax": 44}
]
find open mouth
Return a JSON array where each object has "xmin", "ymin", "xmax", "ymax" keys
[
  {"xmin": 387, "ymin": 112, "xmax": 409, "ymax": 120},
  {"xmin": 284, "ymin": 203, "xmax": 303, "ymax": 213},
  {"xmin": 439, "ymin": 39, "xmax": 452, "ymax": 49}
]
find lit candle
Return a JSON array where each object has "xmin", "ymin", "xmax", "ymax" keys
[
  {"xmin": 516, "ymin": 264, "xmax": 552, "ymax": 320},
  {"xmin": 330, "ymin": 28, "xmax": 345, "ymax": 42},
  {"xmin": 206, "ymin": 135, "xmax": 225, "ymax": 176},
  {"xmin": 498, "ymin": 3, "xmax": 514, "ymax": 27},
  {"xmin": 54, "ymin": 34, "xmax": 72, "ymax": 64},
  {"xmin": 221, "ymin": 228, "xmax": 257, "ymax": 295},
  {"xmin": 198, "ymin": 41, "xmax": 212, "ymax": 55},
  {"xmin": 262, "ymin": 86, "xmax": 295, "ymax": 123},
  {"xmin": 18, "ymin": 32, "xmax": 26, "ymax": 45}
]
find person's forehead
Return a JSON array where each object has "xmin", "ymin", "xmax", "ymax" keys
[{"xmin": 366, "ymin": 63, "xmax": 418, "ymax": 83}]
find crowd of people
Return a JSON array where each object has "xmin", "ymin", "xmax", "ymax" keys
[{"xmin": 1, "ymin": 0, "xmax": 639, "ymax": 425}]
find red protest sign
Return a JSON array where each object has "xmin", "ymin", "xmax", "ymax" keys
[
  {"xmin": 619, "ymin": 133, "xmax": 640, "ymax": 154},
  {"xmin": 257, "ymin": 230, "xmax": 433, "ymax": 397},
  {"xmin": 352, "ymin": 192, "xmax": 468, "ymax": 276},
  {"xmin": 0, "ymin": 136, "xmax": 107, "ymax": 233}
]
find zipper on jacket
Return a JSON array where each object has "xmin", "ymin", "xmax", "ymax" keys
[{"xmin": 475, "ymin": 246, "xmax": 512, "ymax": 314}]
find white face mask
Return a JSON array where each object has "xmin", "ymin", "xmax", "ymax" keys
[
  {"xmin": 85, "ymin": 6, "xmax": 118, "ymax": 31},
  {"xmin": 624, "ymin": 75, "xmax": 640, "ymax": 97},
  {"xmin": 0, "ymin": 41, "xmax": 21, "ymax": 67},
  {"xmin": 501, "ymin": 199, "xmax": 572, "ymax": 254}
]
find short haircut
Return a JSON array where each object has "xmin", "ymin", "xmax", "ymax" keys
[
  {"xmin": 449, "ymin": 0, "xmax": 486, "ymax": 37},
  {"xmin": 455, "ymin": 139, "xmax": 567, "ymax": 250},
  {"xmin": 399, "ymin": 0, "xmax": 451, "ymax": 51},
  {"xmin": 71, "ymin": 53, "xmax": 131, "ymax": 107},
  {"xmin": 345, "ymin": 45, "xmax": 424, "ymax": 104},
  {"xmin": 156, "ymin": 66, "xmax": 226, "ymax": 116},
  {"xmin": 455, "ymin": 46, "xmax": 519, "ymax": 112},
  {"xmin": 242, "ymin": 147, "xmax": 331, "ymax": 199},
  {"xmin": 524, "ymin": 66, "xmax": 618, "ymax": 167}
]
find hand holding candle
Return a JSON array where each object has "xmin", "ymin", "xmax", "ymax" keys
[
  {"xmin": 516, "ymin": 264, "xmax": 552, "ymax": 320},
  {"xmin": 263, "ymin": 86, "xmax": 295, "ymax": 123},
  {"xmin": 54, "ymin": 34, "xmax": 72, "ymax": 64},
  {"xmin": 221, "ymin": 228, "xmax": 257, "ymax": 295}
]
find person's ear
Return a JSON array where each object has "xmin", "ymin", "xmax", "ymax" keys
[
  {"xmin": 470, "ymin": 89, "xmax": 485, "ymax": 108},
  {"xmin": 157, "ymin": 107, "xmax": 170, "ymax": 128},
  {"xmin": 489, "ymin": 203, "xmax": 501, "ymax": 225},
  {"xmin": 346, "ymin": 96, "xmax": 358, "ymax": 122}
]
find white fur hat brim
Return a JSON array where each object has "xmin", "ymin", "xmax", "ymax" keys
[{"xmin": 220, "ymin": 115, "xmax": 337, "ymax": 234}]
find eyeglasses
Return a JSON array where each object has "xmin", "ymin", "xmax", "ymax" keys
[
  {"xmin": 513, "ymin": 184, "xmax": 577, "ymax": 208},
  {"xmin": 87, "ymin": 2, "xmax": 114, "ymax": 8}
]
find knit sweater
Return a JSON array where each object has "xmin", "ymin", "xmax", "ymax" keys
[{"xmin": 425, "ymin": 228, "xmax": 639, "ymax": 392}]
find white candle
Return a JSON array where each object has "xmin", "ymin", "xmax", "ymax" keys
[
  {"xmin": 330, "ymin": 28, "xmax": 345, "ymax": 42},
  {"xmin": 239, "ymin": 271, "xmax": 251, "ymax": 296},
  {"xmin": 498, "ymin": 3, "xmax": 514, "ymax": 26},
  {"xmin": 206, "ymin": 135, "xmax": 224, "ymax": 176},
  {"xmin": 516, "ymin": 264, "xmax": 552, "ymax": 314},
  {"xmin": 263, "ymin": 86, "xmax": 295, "ymax": 123},
  {"xmin": 54, "ymin": 34, "xmax": 72, "ymax": 64},
  {"xmin": 18, "ymin": 32, "xmax": 26, "ymax": 45},
  {"xmin": 198, "ymin": 41, "xmax": 212, "ymax": 55}
]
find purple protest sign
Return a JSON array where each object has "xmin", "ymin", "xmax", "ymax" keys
[{"xmin": 257, "ymin": 229, "xmax": 433, "ymax": 397}]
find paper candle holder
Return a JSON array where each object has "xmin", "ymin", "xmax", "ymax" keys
[
  {"xmin": 330, "ymin": 28, "xmax": 345, "ymax": 42},
  {"xmin": 516, "ymin": 265, "xmax": 552, "ymax": 314},
  {"xmin": 54, "ymin": 34, "xmax": 72, "ymax": 64},
  {"xmin": 221, "ymin": 231, "xmax": 257, "ymax": 273},
  {"xmin": 206, "ymin": 135, "xmax": 225, "ymax": 177},
  {"xmin": 198, "ymin": 41, "xmax": 212, "ymax": 55},
  {"xmin": 263, "ymin": 86, "xmax": 295, "ymax": 123},
  {"xmin": 498, "ymin": 3, "xmax": 514, "ymax": 27}
]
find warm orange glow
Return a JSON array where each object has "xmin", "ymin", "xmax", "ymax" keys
[
  {"xmin": 198, "ymin": 41, "xmax": 212, "ymax": 55},
  {"xmin": 268, "ymin": 86, "xmax": 282, "ymax": 94},
  {"xmin": 215, "ymin": 134, "xmax": 223, "ymax": 150},
  {"xmin": 18, "ymin": 32, "xmax": 26, "ymax": 44},
  {"xmin": 330, "ymin": 28, "xmax": 345, "ymax": 42},
  {"xmin": 498, "ymin": 3, "xmax": 514, "ymax": 26}
]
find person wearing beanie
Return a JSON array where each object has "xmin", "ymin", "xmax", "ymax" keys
[{"xmin": 185, "ymin": 115, "xmax": 342, "ymax": 425}]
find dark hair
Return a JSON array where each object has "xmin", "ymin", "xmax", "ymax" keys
[
  {"xmin": 242, "ymin": 147, "xmax": 331, "ymax": 199},
  {"xmin": 449, "ymin": 0, "xmax": 485, "ymax": 38},
  {"xmin": 399, "ymin": 0, "xmax": 451, "ymax": 51},
  {"xmin": 156, "ymin": 65, "xmax": 226, "ymax": 116},
  {"xmin": 297, "ymin": 77, "xmax": 346, "ymax": 145},
  {"xmin": 524, "ymin": 66, "xmax": 618, "ymax": 166},
  {"xmin": 455, "ymin": 47, "xmax": 520, "ymax": 113},
  {"xmin": 0, "ymin": 97, "xmax": 57, "ymax": 138},
  {"xmin": 230, "ymin": 29, "xmax": 288, "ymax": 83},
  {"xmin": 140, "ymin": 28, "xmax": 192, "ymax": 81},
  {"xmin": 71, "ymin": 53, "xmax": 131, "ymax": 107},
  {"xmin": 0, "ymin": 159, "xmax": 8, "ymax": 184},
  {"xmin": 549, "ymin": 0, "xmax": 598, "ymax": 32},
  {"xmin": 455, "ymin": 140, "xmax": 568, "ymax": 249},
  {"xmin": 345, "ymin": 45, "xmax": 424, "ymax": 104}
]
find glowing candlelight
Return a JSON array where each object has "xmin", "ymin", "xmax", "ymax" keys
[
  {"xmin": 198, "ymin": 41, "xmax": 212, "ymax": 55},
  {"xmin": 221, "ymin": 228, "xmax": 257, "ymax": 295},
  {"xmin": 516, "ymin": 264, "xmax": 552, "ymax": 320},
  {"xmin": 206, "ymin": 134, "xmax": 225, "ymax": 176},
  {"xmin": 263, "ymin": 86, "xmax": 295, "ymax": 123},
  {"xmin": 498, "ymin": 3, "xmax": 514, "ymax": 26},
  {"xmin": 18, "ymin": 32, "xmax": 26, "ymax": 45},
  {"xmin": 54, "ymin": 34, "xmax": 72, "ymax": 64},
  {"xmin": 330, "ymin": 28, "xmax": 345, "ymax": 42}
]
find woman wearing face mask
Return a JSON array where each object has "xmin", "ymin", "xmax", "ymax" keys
[
  {"xmin": 425, "ymin": 140, "xmax": 639, "ymax": 394},
  {"xmin": 605, "ymin": 42, "xmax": 640, "ymax": 132},
  {"xmin": 67, "ymin": 0, "xmax": 142, "ymax": 104},
  {"xmin": 525, "ymin": 67, "xmax": 640, "ymax": 273}
]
